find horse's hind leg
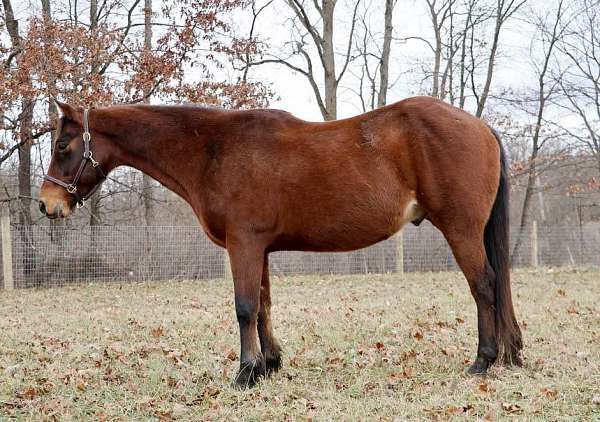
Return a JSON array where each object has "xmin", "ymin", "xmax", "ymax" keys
[
  {"xmin": 258, "ymin": 254, "xmax": 282, "ymax": 375},
  {"xmin": 444, "ymin": 228, "xmax": 498, "ymax": 374}
]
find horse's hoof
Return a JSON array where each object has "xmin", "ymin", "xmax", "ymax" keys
[
  {"xmin": 467, "ymin": 357, "xmax": 490, "ymax": 375},
  {"xmin": 264, "ymin": 342, "xmax": 282, "ymax": 375},
  {"xmin": 234, "ymin": 355, "xmax": 266, "ymax": 389}
]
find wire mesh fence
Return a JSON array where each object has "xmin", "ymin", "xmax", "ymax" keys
[{"xmin": 2, "ymin": 220, "xmax": 600, "ymax": 288}]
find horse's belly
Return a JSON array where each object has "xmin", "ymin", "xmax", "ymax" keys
[{"xmin": 274, "ymin": 194, "xmax": 423, "ymax": 252}]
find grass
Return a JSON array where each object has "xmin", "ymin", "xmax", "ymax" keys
[{"xmin": 0, "ymin": 268, "xmax": 598, "ymax": 421}]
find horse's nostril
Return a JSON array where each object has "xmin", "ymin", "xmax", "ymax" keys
[{"xmin": 39, "ymin": 200, "xmax": 47, "ymax": 215}]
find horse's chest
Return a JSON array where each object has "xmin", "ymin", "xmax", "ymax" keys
[{"xmin": 194, "ymin": 204, "xmax": 227, "ymax": 247}]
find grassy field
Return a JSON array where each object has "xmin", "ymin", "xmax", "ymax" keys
[{"xmin": 0, "ymin": 268, "xmax": 598, "ymax": 421}]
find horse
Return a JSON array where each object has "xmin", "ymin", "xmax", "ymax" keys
[{"xmin": 39, "ymin": 96, "xmax": 523, "ymax": 388}]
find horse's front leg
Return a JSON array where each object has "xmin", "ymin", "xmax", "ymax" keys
[
  {"xmin": 258, "ymin": 254, "xmax": 282, "ymax": 375},
  {"xmin": 227, "ymin": 237, "xmax": 267, "ymax": 388}
]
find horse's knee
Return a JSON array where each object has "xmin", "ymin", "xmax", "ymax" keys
[{"xmin": 235, "ymin": 298, "xmax": 258, "ymax": 326}]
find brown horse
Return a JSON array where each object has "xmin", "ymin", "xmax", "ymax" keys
[{"xmin": 39, "ymin": 96, "xmax": 522, "ymax": 387}]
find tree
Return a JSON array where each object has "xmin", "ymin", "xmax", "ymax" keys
[
  {"xmin": 247, "ymin": 0, "xmax": 360, "ymax": 120},
  {"xmin": 399, "ymin": 0, "xmax": 523, "ymax": 116},
  {"xmin": 511, "ymin": 0, "xmax": 566, "ymax": 261},
  {"xmin": 555, "ymin": 0, "xmax": 600, "ymax": 174},
  {"xmin": 353, "ymin": 0, "xmax": 397, "ymax": 111},
  {"xmin": 473, "ymin": 0, "xmax": 527, "ymax": 117}
]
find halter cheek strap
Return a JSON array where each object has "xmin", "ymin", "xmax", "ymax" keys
[{"xmin": 44, "ymin": 108, "xmax": 107, "ymax": 208}]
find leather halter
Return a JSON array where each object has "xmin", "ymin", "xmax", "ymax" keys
[{"xmin": 44, "ymin": 108, "xmax": 106, "ymax": 208}]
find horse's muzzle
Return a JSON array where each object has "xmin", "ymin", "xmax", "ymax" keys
[
  {"xmin": 38, "ymin": 186, "xmax": 73, "ymax": 219},
  {"xmin": 39, "ymin": 199, "xmax": 68, "ymax": 219}
]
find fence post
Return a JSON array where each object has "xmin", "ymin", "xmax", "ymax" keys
[
  {"xmin": 1, "ymin": 202, "xmax": 14, "ymax": 290},
  {"xmin": 396, "ymin": 231, "xmax": 404, "ymax": 274},
  {"xmin": 531, "ymin": 220, "xmax": 538, "ymax": 268},
  {"xmin": 223, "ymin": 248, "xmax": 232, "ymax": 280}
]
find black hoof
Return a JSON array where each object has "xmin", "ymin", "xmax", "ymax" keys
[
  {"xmin": 234, "ymin": 354, "xmax": 266, "ymax": 389},
  {"xmin": 265, "ymin": 344, "xmax": 282, "ymax": 375},
  {"xmin": 467, "ymin": 357, "xmax": 491, "ymax": 375}
]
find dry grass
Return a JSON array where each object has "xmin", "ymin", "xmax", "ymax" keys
[{"xmin": 0, "ymin": 268, "xmax": 598, "ymax": 421}]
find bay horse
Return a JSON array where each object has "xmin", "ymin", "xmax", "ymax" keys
[{"xmin": 39, "ymin": 96, "xmax": 523, "ymax": 387}]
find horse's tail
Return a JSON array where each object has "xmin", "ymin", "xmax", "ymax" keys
[{"xmin": 484, "ymin": 127, "xmax": 523, "ymax": 365}]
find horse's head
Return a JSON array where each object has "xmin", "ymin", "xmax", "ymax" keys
[{"xmin": 39, "ymin": 102, "xmax": 111, "ymax": 219}]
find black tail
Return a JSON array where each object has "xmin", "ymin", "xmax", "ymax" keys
[{"xmin": 484, "ymin": 128, "xmax": 523, "ymax": 365}]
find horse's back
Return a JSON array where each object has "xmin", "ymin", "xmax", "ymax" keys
[{"xmin": 201, "ymin": 96, "xmax": 500, "ymax": 252}]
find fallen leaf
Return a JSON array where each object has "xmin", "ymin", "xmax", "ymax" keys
[
  {"xmin": 478, "ymin": 382, "xmax": 490, "ymax": 393},
  {"xmin": 501, "ymin": 402, "xmax": 522, "ymax": 413},
  {"xmin": 16, "ymin": 387, "xmax": 40, "ymax": 400},
  {"xmin": 151, "ymin": 326, "xmax": 165, "ymax": 338},
  {"xmin": 542, "ymin": 388, "xmax": 558, "ymax": 399},
  {"xmin": 76, "ymin": 380, "xmax": 87, "ymax": 392},
  {"xmin": 202, "ymin": 385, "xmax": 220, "ymax": 398}
]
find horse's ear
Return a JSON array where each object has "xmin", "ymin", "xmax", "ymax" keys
[{"xmin": 54, "ymin": 100, "xmax": 82, "ymax": 124}]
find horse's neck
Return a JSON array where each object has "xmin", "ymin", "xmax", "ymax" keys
[{"xmin": 99, "ymin": 106, "xmax": 221, "ymax": 202}]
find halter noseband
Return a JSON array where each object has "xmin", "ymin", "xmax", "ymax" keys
[{"xmin": 44, "ymin": 108, "xmax": 106, "ymax": 208}]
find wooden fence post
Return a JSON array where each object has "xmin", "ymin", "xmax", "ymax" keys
[
  {"xmin": 223, "ymin": 248, "xmax": 232, "ymax": 280},
  {"xmin": 531, "ymin": 220, "xmax": 538, "ymax": 268},
  {"xmin": 396, "ymin": 231, "xmax": 404, "ymax": 274},
  {"xmin": 1, "ymin": 202, "xmax": 14, "ymax": 290}
]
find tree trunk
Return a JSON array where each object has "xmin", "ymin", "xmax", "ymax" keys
[
  {"xmin": 322, "ymin": 0, "xmax": 337, "ymax": 121},
  {"xmin": 475, "ymin": 15, "xmax": 500, "ymax": 117},
  {"xmin": 88, "ymin": 0, "xmax": 102, "ymax": 244},
  {"xmin": 4, "ymin": 0, "xmax": 36, "ymax": 282},
  {"xmin": 17, "ymin": 99, "xmax": 32, "ymax": 226},
  {"xmin": 430, "ymin": 7, "xmax": 442, "ymax": 98},
  {"xmin": 377, "ymin": 0, "xmax": 393, "ymax": 108},
  {"xmin": 41, "ymin": 0, "xmax": 50, "ymax": 15},
  {"xmin": 142, "ymin": 0, "xmax": 156, "ymax": 225}
]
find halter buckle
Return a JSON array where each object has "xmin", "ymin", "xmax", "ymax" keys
[
  {"xmin": 82, "ymin": 132, "xmax": 91, "ymax": 142},
  {"xmin": 76, "ymin": 200, "xmax": 85, "ymax": 209},
  {"xmin": 67, "ymin": 184, "xmax": 77, "ymax": 194}
]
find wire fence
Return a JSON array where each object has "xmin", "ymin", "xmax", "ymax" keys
[{"xmin": 2, "ymin": 220, "xmax": 600, "ymax": 288}]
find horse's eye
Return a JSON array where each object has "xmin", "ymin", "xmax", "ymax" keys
[{"xmin": 57, "ymin": 141, "xmax": 69, "ymax": 151}]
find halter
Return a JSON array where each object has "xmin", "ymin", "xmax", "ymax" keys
[{"xmin": 44, "ymin": 108, "xmax": 106, "ymax": 208}]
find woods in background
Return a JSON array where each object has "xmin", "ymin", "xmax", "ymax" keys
[{"xmin": 1, "ymin": 0, "xmax": 599, "ymax": 249}]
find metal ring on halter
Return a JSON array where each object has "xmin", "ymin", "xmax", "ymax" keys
[{"xmin": 67, "ymin": 184, "xmax": 77, "ymax": 194}]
